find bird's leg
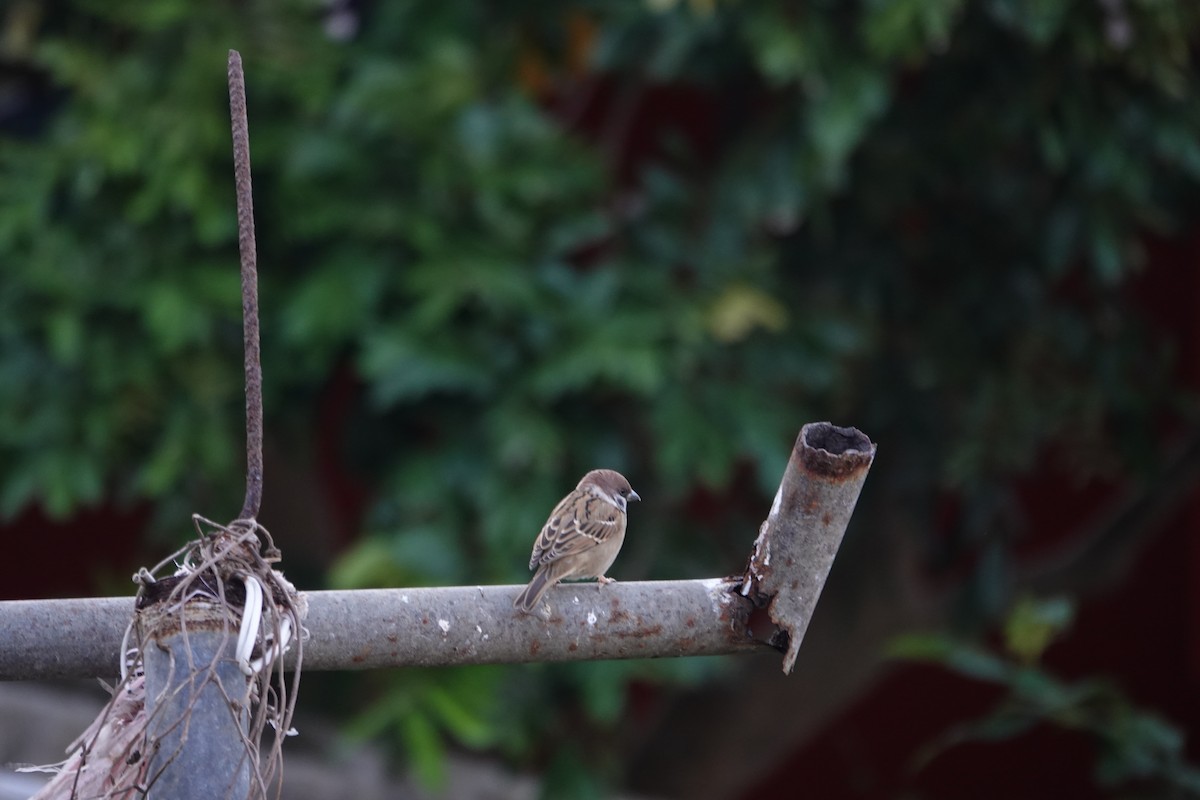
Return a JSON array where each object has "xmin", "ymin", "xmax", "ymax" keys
[{"xmin": 597, "ymin": 576, "xmax": 615, "ymax": 586}]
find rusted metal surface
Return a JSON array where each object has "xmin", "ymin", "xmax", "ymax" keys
[
  {"xmin": 229, "ymin": 48, "xmax": 264, "ymax": 523},
  {"xmin": 741, "ymin": 421, "xmax": 876, "ymax": 673},
  {"xmin": 0, "ymin": 580, "xmax": 765, "ymax": 679},
  {"xmin": 298, "ymin": 579, "xmax": 763, "ymax": 670}
]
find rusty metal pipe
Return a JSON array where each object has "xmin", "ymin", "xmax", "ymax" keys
[
  {"xmin": 741, "ymin": 422, "xmax": 877, "ymax": 673},
  {"xmin": 0, "ymin": 579, "xmax": 764, "ymax": 680}
]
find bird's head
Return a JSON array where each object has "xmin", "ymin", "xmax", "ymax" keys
[{"xmin": 579, "ymin": 469, "xmax": 640, "ymax": 512}]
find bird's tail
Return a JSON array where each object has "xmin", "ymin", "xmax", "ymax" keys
[{"xmin": 513, "ymin": 568, "xmax": 553, "ymax": 613}]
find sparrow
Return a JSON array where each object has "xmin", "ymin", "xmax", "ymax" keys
[{"xmin": 513, "ymin": 469, "xmax": 640, "ymax": 613}]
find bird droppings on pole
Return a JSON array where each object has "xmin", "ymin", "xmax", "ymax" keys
[{"xmin": 295, "ymin": 578, "xmax": 760, "ymax": 671}]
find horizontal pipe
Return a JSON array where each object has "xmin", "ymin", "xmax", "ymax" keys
[{"xmin": 0, "ymin": 579, "xmax": 768, "ymax": 680}]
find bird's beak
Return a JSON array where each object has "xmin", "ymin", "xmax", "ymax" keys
[{"xmin": 629, "ymin": 490, "xmax": 641, "ymax": 503}]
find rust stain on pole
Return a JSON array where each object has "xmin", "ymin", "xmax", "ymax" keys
[{"xmin": 741, "ymin": 422, "xmax": 875, "ymax": 673}]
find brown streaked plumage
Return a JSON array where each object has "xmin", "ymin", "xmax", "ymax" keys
[{"xmin": 513, "ymin": 469, "xmax": 640, "ymax": 613}]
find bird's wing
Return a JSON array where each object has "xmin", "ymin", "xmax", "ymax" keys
[{"xmin": 529, "ymin": 492, "xmax": 622, "ymax": 569}]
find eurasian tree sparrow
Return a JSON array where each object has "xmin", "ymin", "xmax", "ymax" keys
[{"xmin": 514, "ymin": 469, "xmax": 640, "ymax": 613}]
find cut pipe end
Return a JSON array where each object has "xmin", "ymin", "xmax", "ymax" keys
[{"xmin": 798, "ymin": 422, "xmax": 876, "ymax": 479}]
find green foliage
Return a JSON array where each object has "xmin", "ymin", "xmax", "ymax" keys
[
  {"xmin": 3, "ymin": 0, "xmax": 1200, "ymax": 790},
  {"xmin": 1004, "ymin": 593, "xmax": 1075, "ymax": 664},
  {"xmin": 892, "ymin": 597, "xmax": 1200, "ymax": 794},
  {"xmin": 343, "ymin": 666, "xmax": 510, "ymax": 788}
]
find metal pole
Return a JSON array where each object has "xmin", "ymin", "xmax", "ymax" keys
[
  {"xmin": 742, "ymin": 422, "xmax": 877, "ymax": 673},
  {"xmin": 0, "ymin": 579, "xmax": 762, "ymax": 680},
  {"xmin": 141, "ymin": 601, "xmax": 253, "ymax": 800}
]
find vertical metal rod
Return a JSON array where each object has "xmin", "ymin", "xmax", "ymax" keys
[{"xmin": 228, "ymin": 49, "xmax": 263, "ymax": 522}]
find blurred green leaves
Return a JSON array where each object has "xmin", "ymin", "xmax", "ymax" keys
[
  {"xmin": 343, "ymin": 666, "xmax": 509, "ymax": 788},
  {"xmin": 1004, "ymin": 593, "xmax": 1074, "ymax": 665},
  {"xmin": 892, "ymin": 597, "xmax": 1200, "ymax": 794}
]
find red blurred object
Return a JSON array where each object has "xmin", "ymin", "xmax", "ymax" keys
[{"xmin": 0, "ymin": 502, "xmax": 149, "ymax": 601}]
